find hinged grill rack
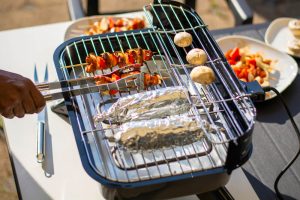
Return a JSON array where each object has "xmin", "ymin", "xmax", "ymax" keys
[{"xmin": 53, "ymin": 0, "xmax": 256, "ymax": 193}]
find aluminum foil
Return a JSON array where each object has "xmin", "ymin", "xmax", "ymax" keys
[
  {"xmin": 94, "ymin": 86, "xmax": 191, "ymax": 124},
  {"xmin": 112, "ymin": 114, "xmax": 212, "ymax": 151}
]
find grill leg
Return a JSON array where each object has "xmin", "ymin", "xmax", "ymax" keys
[{"xmin": 197, "ymin": 187, "xmax": 234, "ymax": 200}]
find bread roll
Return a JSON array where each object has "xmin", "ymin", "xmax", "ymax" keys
[
  {"xmin": 190, "ymin": 65, "xmax": 215, "ymax": 85},
  {"xmin": 288, "ymin": 19, "xmax": 300, "ymax": 37},
  {"xmin": 174, "ymin": 32, "xmax": 193, "ymax": 47},
  {"xmin": 288, "ymin": 39, "xmax": 300, "ymax": 54},
  {"xmin": 186, "ymin": 48, "xmax": 207, "ymax": 65}
]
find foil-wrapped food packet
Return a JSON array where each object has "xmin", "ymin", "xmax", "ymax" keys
[
  {"xmin": 94, "ymin": 86, "xmax": 191, "ymax": 124},
  {"xmin": 110, "ymin": 115, "xmax": 215, "ymax": 151}
]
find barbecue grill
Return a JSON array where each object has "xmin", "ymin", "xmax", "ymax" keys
[{"xmin": 52, "ymin": 1, "xmax": 257, "ymax": 199}]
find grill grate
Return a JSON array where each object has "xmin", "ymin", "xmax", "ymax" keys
[{"xmin": 53, "ymin": 1, "xmax": 256, "ymax": 187}]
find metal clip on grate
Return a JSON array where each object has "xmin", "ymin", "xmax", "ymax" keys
[{"xmin": 52, "ymin": 0, "xmax": 256, "ymax": 197}]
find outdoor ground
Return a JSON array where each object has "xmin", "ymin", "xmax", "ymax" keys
[{"xmin": 0, "ymin": 0, "xmax": 299, "ymax": 199}]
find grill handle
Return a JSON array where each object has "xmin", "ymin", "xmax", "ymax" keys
[
  {"xmin": 37, "ymin": 120, "xmax": 45, "ymax": 163},
  {"xmin": 225, "ymin": 130, "xmax": 253, "ymax": 173},
  {"xmin": 240, "ymin": 80, "xmax": 265, "ymax": 102}
]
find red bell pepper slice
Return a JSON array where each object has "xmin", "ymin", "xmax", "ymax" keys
[
  {"xmin": 229, "ymin": 47, "xmax": 240, "ymax": 61},
  {"xmin": 97, "ymin": 56, "xmax": 106, "ymax": 70},
  {"xmin": 228, "ymin": 59, "xmax": 236, "ymax": 65}
]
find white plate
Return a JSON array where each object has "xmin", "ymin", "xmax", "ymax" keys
[
  {"xmin": 216, "ymin": 35, "xmax": 298, "ymax": 100},
  {"xmin": 64, "ymin": 12, "xmax": 150, "ymax": 41},
  {"xmin": 265, "ymin": 17, "xmax": 300, "ymax": 58}
]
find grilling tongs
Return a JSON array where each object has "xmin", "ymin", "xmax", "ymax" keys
[{"xmin": 36, "ymin": 71, "xmax": 154, "ymax": 101}]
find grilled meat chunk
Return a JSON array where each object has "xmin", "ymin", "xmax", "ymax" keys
[{"xmin": 85, "ymin": 48, "xmax": 153, "ymax": 73}]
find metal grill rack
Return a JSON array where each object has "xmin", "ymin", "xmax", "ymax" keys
[{"xmin": 53, "ymin": 0, "xmax": 256, "ymax": 189}]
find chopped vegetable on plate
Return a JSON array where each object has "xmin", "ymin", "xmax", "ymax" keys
[{"xmin": 225, "ymin": 46, "xmax": 276, "ymax": 87}]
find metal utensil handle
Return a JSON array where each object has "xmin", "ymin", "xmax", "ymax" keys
[{"xmin": 36, "ymin": 121, "xmax": 45, "ymax": 163}]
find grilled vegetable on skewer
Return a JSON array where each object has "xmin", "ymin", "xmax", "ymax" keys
[
  {"xmin": 83, "ymin": 48, "xmax": 153, "ymax": 73},
  {"xmin": 94, "ymin": 86, "xmax": 191, "ymax": 124},
  {"xmin": 94, "ymin": 71, "xmax": 161, "ymax": 87},
  {"xmin": 174, "ymin": 32, "xmax": 193, "ymax": 47},
  {"xmin": 93, "ymin": 67, "xmax": 162, "ymax": 95},
  {"xmin": 190, "ymin": 65, "xmax": 216, "ymax": 85},
  {"xmin": 186, "ymin": 48, "xmax": 207, "ymax": 65}
]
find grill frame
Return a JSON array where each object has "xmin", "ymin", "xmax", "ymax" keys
[{"xmin": 53, "ymin": 0, "xmax": 256, "ymax": 189}]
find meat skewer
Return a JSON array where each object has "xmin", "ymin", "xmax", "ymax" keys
[
  {"xmin": 37, "ymin": 69, "xmax": 162, "ymax": 90},
  {"xmin": 94, "ymin": 70, "xmax": 162, "ymax": 95},
  {"xmin": 62, "ymin": 48, "xmax": 153, "ymax": 73},
  {"xmin": 36, "ymin": 69, "xmax": 165, "ymax": 101}
]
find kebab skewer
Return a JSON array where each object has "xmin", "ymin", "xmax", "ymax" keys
[
  {"xmin": 63, "ymin": 48, "xmax": 153, "ymax": 73},
  {"xmin": 94, "ymin": 67, "xmax": 162, "ymax": 95},
  {"xmin": 36, "ymin": 67, "xmax": 164, "ymax": 101}
]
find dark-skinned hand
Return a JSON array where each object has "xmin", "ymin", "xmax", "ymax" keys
[{"xmin": 0, "ymin": 69, "xmax": 45, "ymax": 118}]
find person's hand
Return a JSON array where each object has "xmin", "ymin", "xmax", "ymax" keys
[{"xmin": 0, "ymin": 70, "xmax": 46, "ymax": 118}]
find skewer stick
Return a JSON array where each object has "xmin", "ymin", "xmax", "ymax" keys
[
  {"xmin": 61, "ymin": 49, "xmax": 155, "ymax": 69},
  {"xmin": 61, "ymin": 62, "xmax": 146, "ymax": 69},
  {"xmin": 35, "ymin": 76, "xmax": 95, "ymax": 88},
  {"xmin": 62, "ymin": 63, "xmax": 88, "ymax": 69}
]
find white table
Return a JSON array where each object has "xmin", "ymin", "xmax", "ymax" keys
[{"xmin": 0, "ymin": 22, "xmax": 259, "ymax": 200}]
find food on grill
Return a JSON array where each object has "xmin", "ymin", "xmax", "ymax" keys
[
  {"xmin": 288, "ymin": 39, "xmax": 300, "ymax": 54},
  {"xmin": 111, "ymin": 115, "xmax": 216, "ymax": 151},
  {"xmin": 190, "ymin": 65, "xmax": 216, "ymax": 85},
  {"xmin": 288, "ymin": 19, "xmax": 300, "ymax": 37},
  {"xmin": 94, "ymin": 68, "xmax": 162, "ymax": 95},
  {"xmin": 95, "ymin": 72, "xmax": 161, "ymax": 87},
  {"xmin": 225, "ymin": 46, "xmax": 275, "ymax": 86},
  {"xmin": 174, "ymin": 32, "xmax": 193, "ymax": 47},
  {"xmin": 186, "ymin": 48, "xmax": 207, "ymax": 65},
  {"xmin": 94, "ymin": 86, "xmax": 191, "ymax": 123},
  {"xmin": 85, "ymin": 48, "xmax": 153, "ymax": 73},
  {"xmin": 85, "ymin": 17, "xmax": 145, "ymax": 36}
]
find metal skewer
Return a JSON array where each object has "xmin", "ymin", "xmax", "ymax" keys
[{"xmin": 62, "ymin": 63, "xmax": 88, "ymax": 69}]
